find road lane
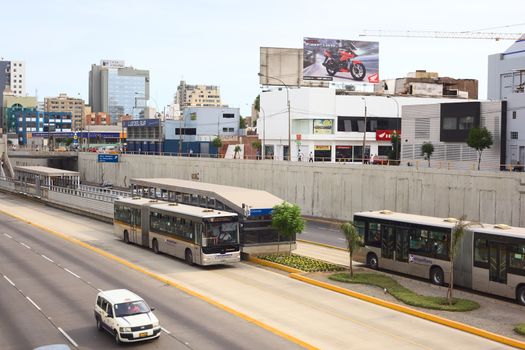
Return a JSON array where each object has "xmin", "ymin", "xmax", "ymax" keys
[
  {"xmin": 0, "ymin": 215, "xmax": 305, "ymax": 350},
  {"xmin": 0, "ymin": 192, "xmax": 518, "ymax": 350}
]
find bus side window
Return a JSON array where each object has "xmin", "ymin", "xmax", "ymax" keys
[
  {"xmin": 474, "ymin": 238, "xmax": 489, "ymax": 266},
  {"xmin": 367, "ymin": 223, "xmax": 381, "ymax": 246},
  {"xmin": 509, "ymin": 244, "xmax": 525, "ymax": 271}
]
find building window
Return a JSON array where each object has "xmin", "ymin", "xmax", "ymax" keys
[
  {"xmin": 458, "ymin": 116, "xmax": 474, "ymax": 130},
  {"xmin": 442, "ymin": 117, "xmax": 457, "ymax": 130},
  {"xmin": 223, "ymin": 113, "xmax": 234, "ymax": 118},
  {"xmin": 513, "ymin": 111, "xmax": 517, "ymax": 119},
  {"xmin": 511, "ymin": 131, "xmax": 519, "ymax": 139}
]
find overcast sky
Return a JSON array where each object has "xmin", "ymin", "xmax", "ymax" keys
[{"xmin": 2, "ymin": 0, "xmax": 523, "ymax": 115}]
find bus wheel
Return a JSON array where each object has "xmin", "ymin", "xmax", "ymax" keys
[
  {"xmin": 185, "ymin": 249, "xmax": 193, "ymax": 265},
  {"xmin": 366, "ymin": 253, "xmax": 378, "ymax": 270},
  {"xmin": 517, "ymin": 285, "xmax": 525, "ymax": 305},
  {"xmin": 430, "ymin": 267, "xmax": 444, "ymax": 286},
  {"xmin": 123, "ymin": 231, "xmax": 130, "ymax": 244},
  {"xmin": 152, "ymin": 239, "xmax": 159, "ymax": 254}
]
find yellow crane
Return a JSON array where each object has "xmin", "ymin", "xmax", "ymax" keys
[
  {"xmin": 359, "ymin": 30, "xmax": 521, "ymax": 41},
  {"xmin": 360, "ymin": 23, "xmax": 525, "ymax": 41}
]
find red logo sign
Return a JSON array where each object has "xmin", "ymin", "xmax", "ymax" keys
[
  {"xmin": 376, "ymin": 130, "xmax": 400, "ymax": 141},
  {"xmin": 368, "ymin": 73, "xmax": 379, "ymax": 84}
]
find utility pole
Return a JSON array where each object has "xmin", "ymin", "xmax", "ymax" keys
[{"xmin": 361, "ymin": 97, "xmax": 367, "ymax": 164}]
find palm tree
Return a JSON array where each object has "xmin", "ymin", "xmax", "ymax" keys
[
  {"xmin": 447, "ymin": 216, "xmax": 469, "ymax": 305},
  {"xmin": 341, "ymin": 222, "xmax": 363, "ymax": 278}
]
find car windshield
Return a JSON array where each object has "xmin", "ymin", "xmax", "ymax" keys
[
  {"xmin": 203, "ymin": 221, "xmax": 239, "ymax": 246},
  {"xmin": 114, "ymin": 300, "xmax": 150, "ymax": 317}
]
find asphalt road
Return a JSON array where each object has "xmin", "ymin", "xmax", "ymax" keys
[
  {"xmin": 301, "ymin": 220, "xmax": 347, "ymax": 248},
  {"xmin": 0, "ymin": 214, "xmax": 303, "ymax": 350}
]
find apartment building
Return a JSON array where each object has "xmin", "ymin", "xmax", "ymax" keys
[
  {"xmin": 44, "ymin": 93, "xmax": 85, "ymax": 130},
  {"xmin": 174, "ymin": 80, "xmax": 221, "ymax": 109}
]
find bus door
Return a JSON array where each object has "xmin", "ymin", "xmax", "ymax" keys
[
  {"xmin": 130, "ymin": 208, "xmax": 139, "ymax": 244},
  {"xmin": 381, "ymin": 225, "xmax": 409, "ymax": 272},
  {"xmin": 488, "ymin": 242, "xmax": 510, "ymax": 295}
]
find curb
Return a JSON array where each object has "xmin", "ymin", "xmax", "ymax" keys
[
  {"xmin": 297, "ymin": 239, "xmax": 348, "ymax": 252},
  {"xmin": 0, "ymin": 208, "xmax": 319, "ymax": 350},
  {"xmin": 249, "ymin": 256, "xmax": 525, "ymax": 350}
]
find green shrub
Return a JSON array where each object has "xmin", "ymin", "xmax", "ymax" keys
[
  {"xmin": 515, "ymin": 324, "xmax": 525, "ymax": 336},
  {"xmin": 260, "ymin": 254, "xmax": 344, "ymax": 272},
  {"xmin": 329, "ymin": 272, "xmax": 479, "ymax": 312}
]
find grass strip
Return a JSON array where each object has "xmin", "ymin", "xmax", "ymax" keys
[
  {"xmin": 329, "ymin": 272, "xmax": 479, "ymax": 312},
  {"xmin": 515, "ymin": 324, "xmax": 525, "ymax": 336},
  {"xmin": 259, "ymin": 254, "xmax": 344, "ymax": 272}
]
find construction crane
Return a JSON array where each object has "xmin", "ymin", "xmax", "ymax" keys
[{"xmin": 359, "ymin": 30, "xmax": 522, "ymax": 41}]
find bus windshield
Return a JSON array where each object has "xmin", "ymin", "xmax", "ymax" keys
[{"xmin": 203, "ymin": 221, "xmax": 239, "ymax": 246}]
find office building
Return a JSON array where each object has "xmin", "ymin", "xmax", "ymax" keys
[
  {"xmin": 488, "ymin": 34, "xmax": 525, "ymax": 166},
  {"xmin": 89, "ymin": 59, "xmax": 150, "ymax": 123},
  {"xmin": 84, "ymin": 112, "xmax": 111, "ymax": 127},
  {"xmin": 174, "ymin": 80, "xmax": 221, "ymax": 109},
  {"xmin": 45, "ymin": 93, "xmax": 86, "ymax": 131},
  {"xmin": 1, "ymin": 60, "xmax": 26, "ymax": 130},
  {"xmin": 2, "ymin": 95, "xmax": 38, "ymax": 135},
  {"xmin": 13, "ymin": 110, "xmax": 72, "ymax": 145}
]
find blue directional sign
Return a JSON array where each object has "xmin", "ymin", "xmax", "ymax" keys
[
  {"xmin": 248, "ymin": 208, "xmax": 273, "ymax": 217},
  {"xmin": 97, "ymin": 154, "xmax": 119, "ymax": 163}
]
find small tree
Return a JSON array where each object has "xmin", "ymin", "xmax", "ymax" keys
[
  {"xmin": 239, "ymin": 117, "xmax": 246, "ymax": 129},
  {"xmin": 447, "ymin": 216, "xmax": 469, "ymax": 305},
  {"xmin": 211, "ymin": 136, "xmax": 222, "ymax": 157},
  {"xmin": 467, "ymin": 127, "xmax": 493, "ymax": 170},
  {"xmin": 271, "ymin": 202, "xmax": 305, "ymax": 254},
  {"xmin": 234, "ymin": 145, "xmax": 242, "ymax": 159},
  {"xmin": 421, "ymin": 142, "xmax": 434, "ymax": 167},
  {"xmin": 388, "ymin": 131, "xmax": 401, "ymax": 165},
  {"xmin": 341, "ymin": 222, "xmax": 363, "ymax": 278},
  {"xmin": 254, "ymin": 95, "xmax": 260, "ymax": 112}
]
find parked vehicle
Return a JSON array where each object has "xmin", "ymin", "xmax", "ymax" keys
[
  {"xmin": 94, "ymin": 289, "xmax": 161, "ymax": 343},
  {"xmin": 322, "ymin": 47, "xmax": 366, "ymax": 81}
]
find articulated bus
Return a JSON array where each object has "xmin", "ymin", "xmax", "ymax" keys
[
  {"xmin": 353, "ymin": 210, "xmax": 525, "ymax": 305},
  {"xmin": 114, "ymin": 197, "xmax": 241, "ymax": 266}
]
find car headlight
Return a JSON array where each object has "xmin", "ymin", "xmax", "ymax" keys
[
  {"xmin": 120, "ymin": 327, "xmax": 132, "ymax": 332},
  {"xmin": 152, "ymin": 321, "xmax": 160, "ymax": 327}
]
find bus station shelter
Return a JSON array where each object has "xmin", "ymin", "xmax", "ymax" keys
[
  {"xmin": 15, "ymin": 166, "xmax": 80, "ymax": 189},
  {"xmin": 130, "ymin": 178, "xmax": 288, "ymax": 254}
]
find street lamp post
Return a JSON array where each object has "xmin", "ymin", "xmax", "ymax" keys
[
  {"xmin": 361, "ymin": 97, "xmax": 368, "ymax": 164},
  {"xmin": 258, "ymin": 73, "xmax": 291, "ymax": 161},
  {"xmin": 260, "ymin": 106, "xmax": 266, "ymax": 160},
  {"xmin": 387, "ymin": 95, "xmax": 400, "ymax": 162}
]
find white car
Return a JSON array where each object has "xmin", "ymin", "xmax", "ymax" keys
[{"xmin": 94, "ymin": 289, "xmax": 161, "ymax": 343}]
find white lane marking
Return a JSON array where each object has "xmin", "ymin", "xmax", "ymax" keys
[
  {"xmin": 64, "ymin": 268, "xmax": 81, "ymax": 279},
  {"xmin": 3, "ymin": 233, "xmax": 12, "ymax": 239},
  {"xmin": 26, "ymin": 296, "xmax": 41, "ymax": 311},
  {"xmin": 58, "ymin": 327, "xmax": 79, "ymax": 348},
  {"xmin": 20, "ymin": 242, "xmax": 31, "ymax": 249},
  {"xmin": 337, "ymin": 238, "xmax": 346, "ymax": 241},
  {"xmin": 41, "ymin": 255, "xmax": 54, "ymax": 263},
  {"xmin": 3, "ymin": 275, "xmax": 15, "ymax": 286},
  {"xmin": 161, "ymin": 326, "xmax": 171, "ymax": 334}
]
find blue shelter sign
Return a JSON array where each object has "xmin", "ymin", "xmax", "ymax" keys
[{"xmin": 97, "ymin": 154, "xmax": 119, "ymax": 163}]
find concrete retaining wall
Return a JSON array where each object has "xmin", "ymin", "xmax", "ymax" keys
[{"xmin": 78, "ymin": 153, "xmax": 525, "ymax": 226}]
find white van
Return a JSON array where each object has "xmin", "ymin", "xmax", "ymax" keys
[{"xmin": 94, "ymin": 289, "xmax": 161, "ymax": 343}]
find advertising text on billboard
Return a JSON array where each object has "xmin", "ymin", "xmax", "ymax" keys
[{"xmin": 313, "ymin": 119, "xmax": 333, "ymax": 134}]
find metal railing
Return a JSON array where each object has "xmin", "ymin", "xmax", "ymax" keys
[{"xmin": 50, "ymin": 185, "xmax": 130, "ymax": 203}]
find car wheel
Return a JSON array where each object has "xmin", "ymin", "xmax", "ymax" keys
[
  {"xmin": 185, "ymin": 249, "xmax": 193, "ymax": 265},
  {"xmin": 123, "ymin": 230, "xmax": 129, "ymax": 244},
  {"xmin": 430, "ymin": 267, "xmax": 444, "ymax": 286},
  {"xmin": 96, "ymin": 317, "xmax": 102, "ymax": 331},
  {"xmin": 152, "ymin": 239, "xmax": 159, "ymax": 254},
  {"xmin": 517, "ymin": 285, "xmax": 525, "ymax": 305},
  {"xmin": 367, "ymin": 253, "xmax": 379, "ymax": 270},
  {"xmin": 114, "ymin": 330, "xmax": 120, "ymax": 344}
]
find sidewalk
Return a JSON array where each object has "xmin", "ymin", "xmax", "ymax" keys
[{"xmin": 295, "ymin": 241, "xmax": 525, "ymax": 341}]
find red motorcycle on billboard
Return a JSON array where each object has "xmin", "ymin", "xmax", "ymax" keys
[{"xmin": 322, "ymin": 48, "xmax": 366, "ymax": 81}]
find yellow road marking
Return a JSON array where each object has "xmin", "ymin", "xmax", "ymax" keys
[{"xmin": 0, "ymin": 208, "xmax": 318, "ymax": 350}]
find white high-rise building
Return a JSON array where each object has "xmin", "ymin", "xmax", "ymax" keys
[{"xmin": 488, "ymin": 34, "xmax": 525, "ymax": 166}]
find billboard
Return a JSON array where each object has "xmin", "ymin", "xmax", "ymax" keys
[
  {"xmin": 313, "ymin": 119, "xmax": 333, "ymax": 134},
  {"xmin": 303, "ymin": 37, "xmax": 379, "ymax": 84}
]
